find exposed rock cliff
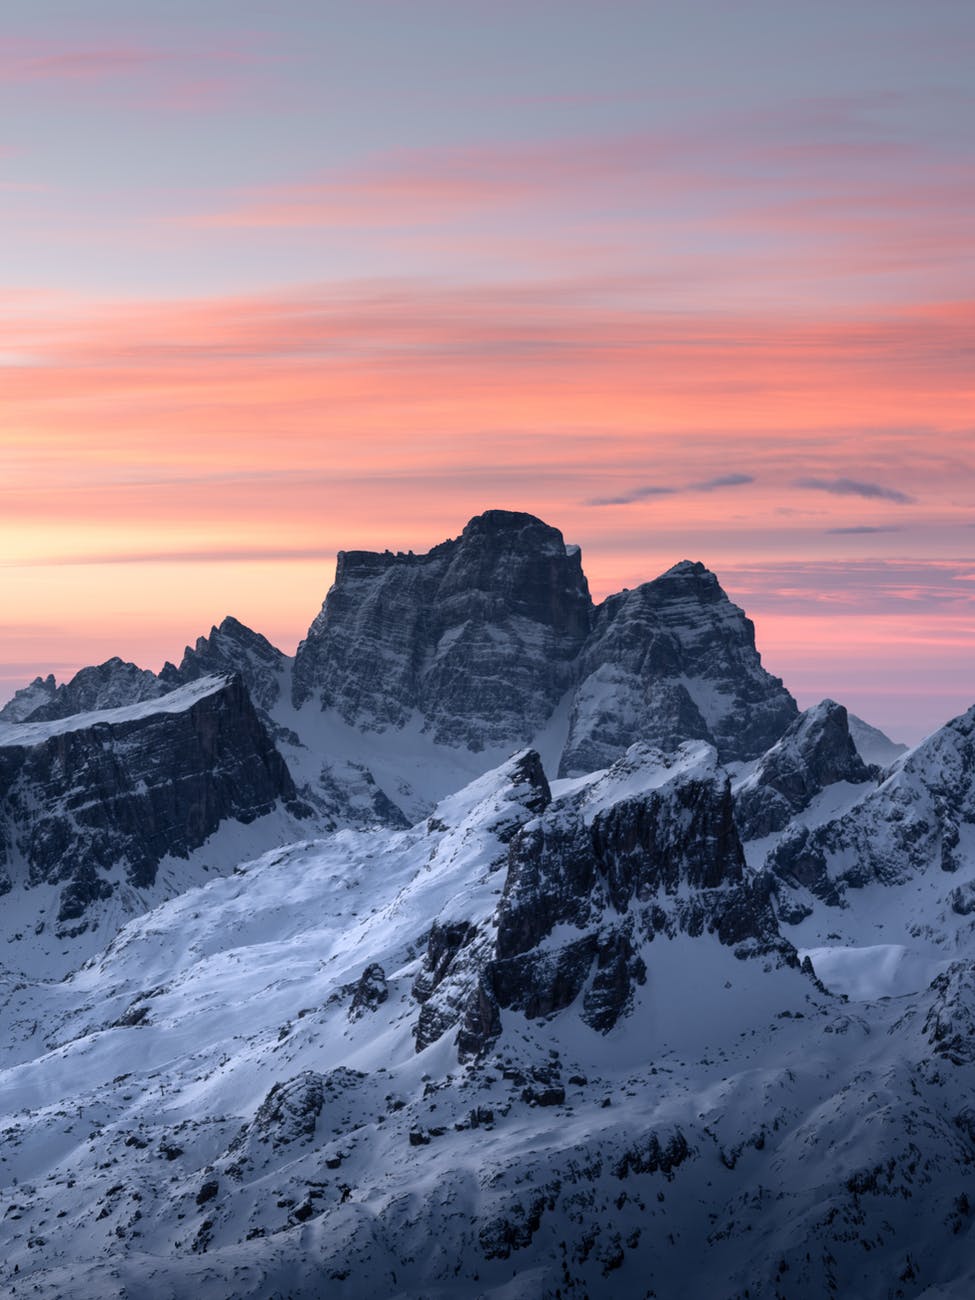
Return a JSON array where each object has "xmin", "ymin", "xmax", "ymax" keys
[
  {"xmin": 770, "ymin": 702, "xmax": 975, "ymax": 903},
  {"xmin": 0, "ymin": 675, "xmax": 301, "ymax": 933},
  {"xmin": 288, "ymin": 514, "xmax": 797, "ymax": 779},
  {"xmin": 413, "ymin": 742, "xmax": 795, "ymax": 1060},
  {"xmin": 18, "ymin": 657, "xmax": 166, "ymax": 723},
  {"xmin": 292, "ymin": 509, "xmax": 594, "ymax": 749},
  {"xmin": 165, "ymin": 616, "xmax": 287, "ymax": 714},
  {"xmin": 560, "ymin": 560, "xmax": 798, "ymax": 774},
  {"xmin": 734, "ymin": 698, "xmax": 875, "ymax": 841}
]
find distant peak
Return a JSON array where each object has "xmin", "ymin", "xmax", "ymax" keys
[
  {"xmin": 217, "ymin": 615, "xmax": 249, "ymax": 635},
  {"xmin": 460, "ymin": 509, "xmax": 560, "ymax": 539},
  {"xmin": 806, "ymin": 698, "xmax": 844, "ymax": 718},
  {"xmin": 661, "ymin": 559, "xmax": 712, "ymax": 579}
]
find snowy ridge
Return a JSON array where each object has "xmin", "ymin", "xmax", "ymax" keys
[
  {"xmin": 0, "ymin": 674, "xmax": 229, "ymax": 747},
  {"xmin": 0, "ymin": 508, "xmax": 972, "ymax": 1297},
  {"xmin": 1, "ymin": 740, "xmax": 975, "ymax": 1297}
]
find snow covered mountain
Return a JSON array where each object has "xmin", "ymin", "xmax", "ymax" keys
[
  {"xmin": 0, "ymin": 676, "xmax": 309, "ymax": 976},
  {"xmin": 1, "ymin": 506, "xmax": 965, "ymax": 1300},
  {"xmin": 1, "ymin": 725, "xmax": 973, "ymax": 1299},
  {"xmin": 292, "ymin": 510, "xmax": 594, "ymax": 750},
  {"xmin": 561, "ymin": 559, "xmax": 797, "ymax": 774},
  {"xmin": 0, "ymin": 658, "xmax": 174, "ymax": 725},
  {"xmin": 3, "ymin": 511, "xmax": 803, "ymax": 829}
]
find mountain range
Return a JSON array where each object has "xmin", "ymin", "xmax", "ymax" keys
[{"xmin": 2, "ymin": 509, "xmax": 972, "ymax": 1300}]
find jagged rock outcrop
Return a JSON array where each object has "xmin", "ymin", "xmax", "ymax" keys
[
  {"xmin": 229, "ymin": 1071, "xmax": 327, "ymax": 1159},
  {"xmin": 292, "ymin": 510, "xmax": 594, "ymax": 749},
  {"xmin": 0, "ymin": 676, "xmax": 301, "ymax": 930},
  {"xmin": 165, "ymin": 616, "xmax": 286, "ymax": 714},
  {"xmin": 559, "ymin": 560, "xmax": 798, "ymax": 775},
  {"xmin": 411, "ymin": 751, "xmax": 553, "ymax": 1053},
  {"xmin": 348, "ymin": 964, "xmax": 388, "ymax": 1020},
  {"xmin": 921, "ymin": 962, "xmax": 975, "ymax": 1066},
  {"xmin": 18, "ymin": 657, "xmax": 166, "ymax": 723},
  {"xmin": 734, "ymin": 699, "xmax": 875, "ymax": 841},
  {"xmin": 288, "ymin": 514, "xmax": 798, "ymax": 775},
  {"xmin": 770, "ymin": 703, "xmax": 975, "ymax": 905},
  {"xmin": 414, "ymin": 742, "xmax": 796, "ymax": 1060}
]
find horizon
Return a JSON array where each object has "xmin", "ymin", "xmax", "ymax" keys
[
  {"xmin": 1, "ymin": 503, "xmax": 969, "ymax": 745},
  {"xmin": 2, "ymin": 1, "xmax": 972, "ymax": 745}
]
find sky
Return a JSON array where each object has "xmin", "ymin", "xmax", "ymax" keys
[{"xmin": 1, "ymin": 0, "xmax": 973, "ymax": 742}]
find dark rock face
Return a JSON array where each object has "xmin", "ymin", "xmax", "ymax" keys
[
  {"xmin": 348, "ymin": 964, "xmax": 389, "ymax": 1020},
  {"xmin": 484, "ymin": 754, "xmax": 781, "ymax": 1047},
  {"xmin": 770, "ymin": 704, "xmax": 975, "ymax": 906},
  {"xmin": 922, "ymin": 963, "xmax": 975, "ymax": 1065},
  {"xmin": 21, "ymin": 658, "xmax": 166, "ymax": 723},
  {"xmin": 166, "ymin": 617, "xmax": 286, "ymax": 714},
  {"xmin": 0, "ymin": 676, "xmax": 300, "ymax": 930},
  {"xmin": 292, "ymin": 510, "xmax": 594, "ymax": 749},
  {"xmin": 412, "ymin": 744, "xmax": 795, "ymax": 1061},
  {"xmin": 591, "ymin": 781, "xmax": 745, "ymax": 903},
  {"xmin": 244, "ymin": 1072, "xmax": 326, "ymax": 1149},
  {"xmin": 291, "ymin": 517, "xmax": 796, "ymax": 771},
  {"xmin": 560, "ymin": 561, "xmax": 798, "ymax": 774},
  {"xmin": 734, "ymin": 699, "xmax": 875, "ymax": 841}
]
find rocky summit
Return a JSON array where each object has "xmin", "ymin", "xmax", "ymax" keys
[
  {"xmin": 0, "ymin": 508, "xmax": 972, "ymax": 1300},
  {"xmin": 292, "ymin": 509, "xmax": 594, "ymax": 748}
]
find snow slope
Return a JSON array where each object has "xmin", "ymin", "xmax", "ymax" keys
[{"xmin": 1, "ymin": 745, "xmax": 974, "ymax": 1298}]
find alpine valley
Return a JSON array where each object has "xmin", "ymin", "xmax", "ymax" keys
[{"xmin": 1, "ymin": 510, "xmax": 972, "ymax": 1300}]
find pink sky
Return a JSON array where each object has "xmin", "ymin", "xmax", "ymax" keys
[{"xmin": 1, "ymin": 2, "xmax": 972, "ymax": 741}]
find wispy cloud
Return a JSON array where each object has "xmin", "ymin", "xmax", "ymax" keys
[
  {"xmin": 588, "ymin": 472, "xmax": 754, "ymax": 507},
  {"xmin": 722, "ymin": 558, "xmax": 975, "ymax": 615},
  {"xmin": 692, "ymin": 473, "xmax": 754, "ymax": 492},
  {"xmin": 586, "ymin": 485, "xmax": 676, "ymax": 507},
  {"xmin": 826, "ymin": 525, "xmax": 902, "ymax": 535},
  {"xmin": 796, "ymin": 477, "xmax": 916, "ymax": 504}
]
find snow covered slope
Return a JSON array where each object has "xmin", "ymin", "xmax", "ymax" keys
[
  {"xmin": 1, "ymin": 745, "xmax": 974, "ymax": 1298},
  {"xmin": 0, "ymin": 675, "xmax": 309, "ymax": 976},
  {"xmin": 0, "ymin": 508, "xmax": 969, "ymax": 1298}
]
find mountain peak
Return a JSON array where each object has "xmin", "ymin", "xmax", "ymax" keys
[
  {"xmin": 663, "ymin": 558, "xmax": 712, "ymax": 578},
  {"xmin": 459, "ymin": 508, "xmax": 569, "ymax": 551},
  {"xmin": 293, "ymin": 510, "xmax": 593, "ymax": 742}
]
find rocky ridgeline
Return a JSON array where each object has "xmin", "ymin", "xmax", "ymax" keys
[
  {"xmin": 412, "ymin": 743, "xmax": 797, "ymax": 1060},
  {"xmin": 1, "ymin": 511, "xmax": 801, "ymax": 811},
  {"xmin": 0, "ymin": 676, "xmax": 303, "ymax": 934},
  {"xmin": 292, "ymin": 511, "xmax": 798, "ymax": 765},
  {"xmin": 734, "ymin": 698, "xmax": 875, "ymax": 841},
  {"xmin": 292, "ymin": 510, "xmax": 594, "ymax": 748},
  {"xmin": 4, "ymin": 657, "xmax": 166, "ymax": 724},
  {"xmin": 560, "ymin": 560, "xmax": 797, "ymax": 773},
  {"xmin": 163, "ymin": 615, "xmax": 288, "ymax": 715},
  {"xmin": 770, "ymin": 702, "xmax": 975, "ymax": 905}
]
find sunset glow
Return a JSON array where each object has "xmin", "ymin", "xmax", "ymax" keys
[{"xmin": 2, "ymin": 1, "xmax": 972, "ymax": 740}]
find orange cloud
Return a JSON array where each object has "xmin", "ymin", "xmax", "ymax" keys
[{"xmin": 1, "ymin": 278, "xmax": 971, "ymax": 740}]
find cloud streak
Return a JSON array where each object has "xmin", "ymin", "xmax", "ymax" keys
[
  {"xmin": 796, "ymin": 477, "xmax": 916, "ymax": 504},
  {"xmin": 587, "ymin": 473, "xmax": 754, "ymax": 507},
  {"xmin": 586, "ymin": 485, "xmax": 676, "ymax": 507},
  {"xmin": 826, "ymin": 525, "xmax": 902, "ymax": 535}
]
